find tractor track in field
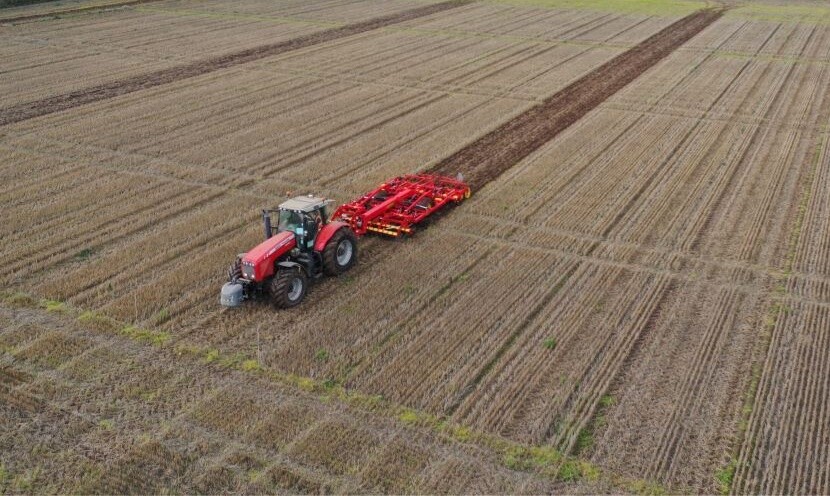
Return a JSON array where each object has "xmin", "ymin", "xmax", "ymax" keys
[
  {"xmin": 429, "ymin": 7, "xmax": 724, "ymax": 189},
  {"xmin": 0, "ymin": 0, "xmax": 472, "ymax": 127}
]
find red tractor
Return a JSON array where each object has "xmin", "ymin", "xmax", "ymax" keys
[{"xmin": 220, "ymin": 173, "xmax": 470, "ymax": 308}]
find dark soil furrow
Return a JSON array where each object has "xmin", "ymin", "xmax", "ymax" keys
[
  {"xmin": 0, "ymin": 0, "xmax": 472, "ymax": 127},
  {"xmin": 429, "ymin": 8, "xmax": 724, "ymax": 189}
]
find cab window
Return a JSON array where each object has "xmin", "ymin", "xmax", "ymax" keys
[{"xmin": 278, "ymin": 210, "xmax": 303, "ymax": 232}]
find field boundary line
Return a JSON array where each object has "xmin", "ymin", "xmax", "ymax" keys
[{"xmin": 0, "ymin": 0, "xmax": 473, "ymax": 127}]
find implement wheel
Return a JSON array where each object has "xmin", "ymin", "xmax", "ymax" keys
[
  {"xmin": 270, "ymin": 267, "xmax": 307, "ymax": 308},
  {"xmin": 322, "ymin": 227, "xmax": 358, "ymax": 276}
]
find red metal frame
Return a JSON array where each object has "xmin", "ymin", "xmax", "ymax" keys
[{"xmin": 332, "ymin": 174, "xmax": 471, "ymax": 237}]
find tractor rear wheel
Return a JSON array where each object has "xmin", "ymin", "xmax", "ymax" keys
[
  {"xmin": 322, "ymin": 227, "xmax": 358, "ymax": 276},
  {"xmin": 270, "ymin": 267, "xmax": 307, "ymax": 308}
]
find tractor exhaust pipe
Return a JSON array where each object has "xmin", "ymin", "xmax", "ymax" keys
[{"xmin": 262, "ymin": 210, "xmax": 273, "ymax": 239}]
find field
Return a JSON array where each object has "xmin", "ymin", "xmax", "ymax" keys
[{"xmin": 2, "ymin": 0, "xmax": 830, "ymax": 493}]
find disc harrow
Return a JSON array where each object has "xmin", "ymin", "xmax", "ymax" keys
[{"xmin": 333, "ymin": 174, "xmax": 471, "ymax": 236}]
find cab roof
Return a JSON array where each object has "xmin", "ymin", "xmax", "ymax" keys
[{"xmin": 278, "ymin": 195, "xmax": 331, "ymax": 212}]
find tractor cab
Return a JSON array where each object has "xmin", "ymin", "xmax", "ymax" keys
[{"xmin": 265, "ymin": 196, "xmax": 333, "ymax": 251}]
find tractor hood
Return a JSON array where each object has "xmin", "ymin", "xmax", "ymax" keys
[{"xmin": 241, "ymin": 231, "xmax": 296, "ymax": 281}]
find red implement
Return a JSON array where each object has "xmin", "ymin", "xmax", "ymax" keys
[{"xmin": 332, "ymin": 174, "xmax": 470, "ymax": 236}]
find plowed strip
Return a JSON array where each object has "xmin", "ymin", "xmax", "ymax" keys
[
  {"xmin": 0, "ymin": 0, "xmax": 471, "ymax": 127},
  {"xmin": 430, "ymin": 8, "xmax": 724, "ymax": 189}
]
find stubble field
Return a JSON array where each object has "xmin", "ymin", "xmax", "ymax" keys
[{"xmin": 2, "ymin": 0, "xmax": 829, "ymax": 493}]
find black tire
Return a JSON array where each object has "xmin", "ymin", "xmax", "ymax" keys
[
  {"xmin": 269, "ymin": 267, "xmax": 307, "ymax": 308},
  {"xmin": 322, "ymin": 227, "xmax": 358, "ymax": 276},
  {"xmin": 227, "ymin": 258, "xmax": 242, "ymax": 282}
]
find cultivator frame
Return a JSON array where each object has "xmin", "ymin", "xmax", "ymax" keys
[{"xmin": 333, "ymin": 174, "xmax": 470, "ymax": 237}]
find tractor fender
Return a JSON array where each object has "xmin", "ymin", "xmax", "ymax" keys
[
  {"xmin": 313, "ymin": 221, "xmax": 351, "ymax": 252},
  {"xmin": 276, "ymin": 260, "xmax": 306, "ymax": 276}
]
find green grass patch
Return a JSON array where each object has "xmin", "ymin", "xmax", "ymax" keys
[
  {"xmin": 73, "ymin": 248, "xmax": 94, "ymax": 261},
  {"xmin": 203, "ymin": 349, "xmax": 220, "ymax": 363},
  {"xmin": 295, "ymin": 376, "xmax": 316, "ymax": 391},
  {"xmin": 398, "ymin": 408, "xmax": 421, "ymax": 424},
  {"xmin": 77, "ymin": 310, "xmax": 119, "ymax": 332},
  {"xmin": 450, "ymin": 425, "xmax": 472, "ymax": 442},
  {"xmin": 314, "ymin": 349, "xmax": 329, "ymax": 362},
  {"xmin": 119, "ymin": 325, "xmax": 169, "ymax": 346},
  {"xmin": 715, "ymin": 459, "xmax": 736, "ymax": 495},
  {"xmin": 543, "ymin": 337, "xmax": 558, "ymax": 350},
  {"xmin": 483, "ymin": 0, "xmax": 706, "ymax": 17},
  {"xmin": 575, "ymin": 426, "xmax": 594, "ymax": 453},
  {"xmin": 557, "ymin": 460, "xmax": 582, "ymax": 481},
  {"xmin": 40, "ymin": 299, "xmax": 67, "ymax": 313},
  {"xmin": 240, "ymin": 359, "xmax": 262, "ymax": 372},
  {"xmin": 502, "ymin": 444, "xmax": 564, "ymax": 473}
]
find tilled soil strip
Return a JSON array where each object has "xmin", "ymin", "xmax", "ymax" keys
[
  {"xmin": 0, "ymin": 0, "xmax": 471, "ymax": 127},
  {"xmin": 0, "ymin": 0, "xmax": 166, "ymax": 24},
  {"xmin": 430, "ymin": 8, "xmax": 724, "ymax": 189}
]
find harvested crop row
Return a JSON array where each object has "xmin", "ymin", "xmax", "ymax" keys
[
  {"xmin": 585, "ymin": 23, "xmax": 830, "ymax": 492},
  {"xmin": 734, "ymin": 300, "xmax": 830, "ymax": 494},
  {"xmin": 37, "ymin": 196, "xmax": 258, "ymax": 305},
  {"xmin": 1, "ymin": 184, "xmax": 220, "ymax": 282},
  {"xmin": 0, "ymin": 11, "xmax": 333, "ymax": 108},
  {"xmin": 0, "ymin": 0, "xmax": 472, "ymax": 127},
  {"xmin": 733, "ymin": 64, "xmax": 830, "ymax": 493}
]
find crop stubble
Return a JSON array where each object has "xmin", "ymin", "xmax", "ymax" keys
[
  {"xmin": 0, "ymin": 0, "xmax": 472, "ymax": 127},
  {"xmin": 7, "ymin": 2, "xmax": 830, "ymax": 494}
]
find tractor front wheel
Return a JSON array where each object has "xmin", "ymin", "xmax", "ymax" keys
[
  {"xmin": 227, "ymin": 257, "xmax": 242, "ymax": 282},
  {"xmin": 322, "ymin": 228, "xmax": 358, "ymax": 276},
  {"xmin": 270, "ymin": 267, "xmax": 307, "ymax": 308}
]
